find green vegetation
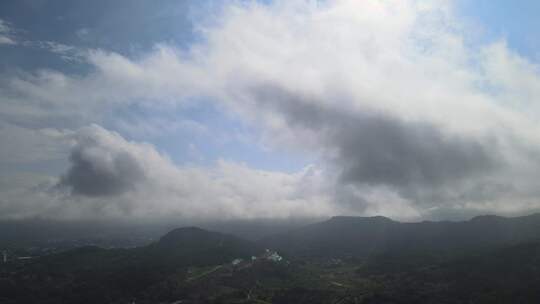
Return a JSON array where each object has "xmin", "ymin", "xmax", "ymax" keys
[{"xmin": 3, "ymin": 215, "xmax": 540, "ymax": 303}]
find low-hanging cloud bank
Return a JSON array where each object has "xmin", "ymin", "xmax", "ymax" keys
[
  {"xmin": 50, "ymin": 125, "xmax": 335, "ymax": 220},
  {"xmin": 3, "ymin": 0, "xmax": 540, "ymax": 220}
]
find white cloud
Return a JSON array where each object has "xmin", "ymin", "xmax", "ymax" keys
[
  {"xmin": 0, "ymin": 122, "xmax": 72, "ymax": 164},
  {"xmin": 34, "ymin": 41, "xmax": 82, "ymax": 61},
  {"xmin": 0, "ymin": 36, "xmax": 15, "ymax": 45},
  {"xmin": 0, "ymin": 19, "xmax": 16, "ymax": 45},
  {"xmin": 3, "ymin": 0, "xmax": 540, "ymax": 219},
  {"xmin": 2, "ymin": 124, "xmax": 334, "ymax": 220}
]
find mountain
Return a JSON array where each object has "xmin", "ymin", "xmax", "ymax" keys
[
  {"xmin": 0, "ymin": 227, "xmax": 262, "ymax": 304},
  {"xmin": 144, "ymin": 226, "xmax": 262, "ymax": 267},
  {"xmin": 5, "ymin": 214, "xmax": 540, "ymax": 303},
  {"xmin": 261, "ymin": 215, "xmax": 396, "ymax": 258},
  {"xmin": 262, "ymin": 213, "xmax": 540, "ymax": 260}
]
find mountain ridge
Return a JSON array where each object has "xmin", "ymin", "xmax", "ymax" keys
[
  {"xmin": 6, "ymin": 213, "xmax": 540, "ymax": 303},
  {"xmin": 260, "ymin": 212, "xmax": 540, "ymax": 259}
]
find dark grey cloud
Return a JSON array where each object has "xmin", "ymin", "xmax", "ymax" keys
[
  {"xmin": 334, "ymin": 114, "xmax": 495, "ymax": 187},
  {"xmin": 59, "ymin": 135, "xmax": 145, "ymax": 197},
  {"xmin": 251, "ymin": 86, "xmax": 499, "ymax": 204}
]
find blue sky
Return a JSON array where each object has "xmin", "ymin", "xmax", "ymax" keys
[
  {"xmin": 0, "ymin": 0, "xmax": 312, "ymax": 173},
  {"xmin": 2, "ymin": 0, "xmax": 539, "ymax": 70},
  {"xmin": 0, "ymin": 0, "xmax": 316, "ymax": 172},
  {"xmin": 0, "ymin": 0, "xmax": 197, "ymax": 70},
  {"xmin": 457, "ymin": 0, "xmax": 540, "ymax": 61},
  {"xmin": 1, "ymin": 0, "xmax": 536, "ymax": 172},
  {"xmin": 2, "ymin": 0, "xmax": 540, "ymax": 221}
]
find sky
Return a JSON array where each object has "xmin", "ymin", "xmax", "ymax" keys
[{"xmin": 1, "ymin": 0, "xmax": 540, "ymax": 222}]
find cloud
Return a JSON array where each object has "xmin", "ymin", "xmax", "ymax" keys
[
  {"xmin": 32, "ymin": 41, "xmax": 82, "ymax": 61},
  {"xmin": 0, "ymin": 122, "xmax": 72, "ymax": 164},
  {"xmin": 3, "ymin": 0, "xmax": 540, "ymax": 220},
  {"xmin": 28, "ymin": 124, "xmax": 334, "ymax": 220},
  {"xmin": 0, "ymin": 18, "xmax": 82, "ymax": 59},
  {"xmin": 179, "ymin": 0, "xmax": 540, "ymax": 216},
  {"xmin": 59, "ymin": 125, "xmax": 146, "ymax": 196},
  {"xmin": 250, "ymin": 86, "xmax": 497, "ymax": 187},
  {"xmin": 0, "ymin": 19, "xmax": 16, "ymax": 45}
]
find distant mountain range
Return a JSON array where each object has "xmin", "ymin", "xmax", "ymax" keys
[
  {"xmin": 4, "ymin": 213, "xmax": 540, "ymax": 303},
  {"xmin": 261, "ymin": 213, "xmax": 540, "ymax": 260}
]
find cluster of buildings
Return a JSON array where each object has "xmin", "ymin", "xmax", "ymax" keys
[
  {"xmin": 230, "ymin": 249, "xmax": 284, "ymax": 269},
  {"xmin": 1, "ymin": 250, "xmax": 33, "ymax": 264}
]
